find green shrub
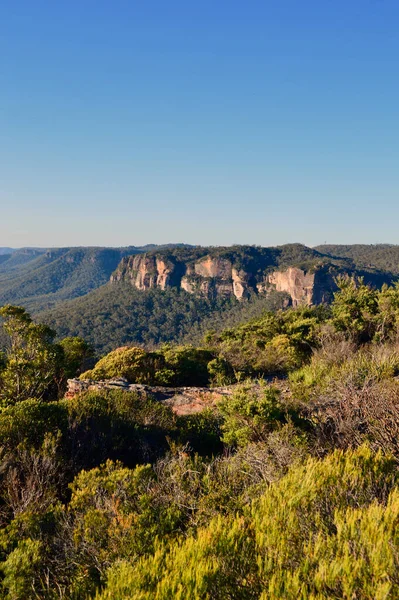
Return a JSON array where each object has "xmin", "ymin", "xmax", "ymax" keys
[
  {"xmin": 155, "ymin": 345, "xmax": 215, "ymax": 386},
  {"xmin": 64, "ymin": 390, "xmax": 178, "ymax": 470},
  {"xmin": 290, "ymin": 341, "xmax": 399, "ymax": 403},
  {"xmin": 218, "ymin": 384, "xmax": 289, "ymax": 447},
  {"xmin": 80, "ymin": 345, "xmax": 217, "ymax": 387},
  {"xmin": 205, "ymin": 305, "xmax": 327, "ymax": 378},
  {"xmin": 0, "ymin": 305, "xmax": 61, "ymax": 406},
  {"xmin": 96, "ymin": 446, "xmax": 399, "ymax": 600},
  {"xmin": 80, "ymin": 346, "xmax": 161, "ymax": 383},
  {"xmin": 177, "ymin": 409, "xmax": 223, "ymax": 455},
  {"xmin": 1, "ymin": 538, "xmax": 44, "ymax": 600},
  {"xmin": 0, "ymin": 398, "xmax": 67, "ymax": 451}
]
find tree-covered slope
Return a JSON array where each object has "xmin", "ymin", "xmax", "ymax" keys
[
  {"xmin": 39, "ymin": 282, "xmax": 289, "ymax": 353},
  {"xmin": 0, "ymin": 247, "xmax": 142, "ymax": 312},
  {"xmin": 0, "ymin": 255, "xmax": 11, "ymax": 267},
  {"xmin": 0, "ymin": 244, "xmax": 193, "ymax": 313},
  {"xmin": 315, "ymin": 244, "xmax": 399, "ymax": 275},
  {"xmin": 0, "ymin": 248, "xmax": 46, "ymax": 270}
]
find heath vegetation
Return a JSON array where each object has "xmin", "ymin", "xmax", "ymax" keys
[{"xmin": 1, "ymin": 278, "xmax": 399, "ymax": 597}]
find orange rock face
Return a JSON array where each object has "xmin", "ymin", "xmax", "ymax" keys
[
  {"xmin": 264, "ymin": 267, "xmax": 316, "ymax": 306},
  {"xmin": 110, "ymin": 251, "xmax": 339, "ymax": 305}
]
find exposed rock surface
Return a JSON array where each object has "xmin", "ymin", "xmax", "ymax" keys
[
  {"xmin": 264, "ymin": 268, "xmax": 316, "ymax": 306},
  {"xmin": 66, "ymin": 377, "xmax": 234, "ymax": 415},
  {"xmin": 110, "ymin": 245, "xmax": 393, "ymax": 307},
  {"xmin": 111, "ymin": 252, "xmax": 335, "ymax": 306},
  {"xmin": 110, "ymin": 255, "xmax": 181, "ymax": 291}
]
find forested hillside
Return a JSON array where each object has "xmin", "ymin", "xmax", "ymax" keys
[
  {"xmin": 0, "ymin": 245, "xmax": 191, "ymax": 313},
  {"xmin": 316, "ymin": 243, "xmax": 399, "ymax": 274},
  {"xmin": 0, "ymin": 280, "xmax": 399, "ymax": 597},
  {"xmin": 39, "ymin": 282, "xmax": 289, "ymax": 353},
  {"xmin": 0, "ymin": 247, "xmax": 139, "ymax": 312}
]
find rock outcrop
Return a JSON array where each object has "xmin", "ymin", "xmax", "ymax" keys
[
  {"xmin": 261, "ymin": 268, "xmax": 316, "ymax": 306},
  {"xmin": 110, "ymin": 255, "xmax": 183, "ymax": 290},
  {"xmin": 66, "ymin": 377, "xmax": 293, "ymax": 415},
  {"xmin": 111, "ymin": 253, "xmax": 334, "ymax": 306},
  {"xmin": 110, "ymin": 245, "xmax": 392, "ymax": 307},
  {"xmin": 66, "ymin": 377, "xmax": 234, "ymax": 415}
]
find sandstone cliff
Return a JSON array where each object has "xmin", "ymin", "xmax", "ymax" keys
[{"xmin": 110, "ymin": 245, "xmax": 391, "ymax": 307}]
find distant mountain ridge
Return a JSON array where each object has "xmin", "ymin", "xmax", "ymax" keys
[
  {"xmin": 315, "ymin": 244, "xmax": 399, "ymax": 275},
  {"xmin": 0, "ymin": 244, "xmax": 192, "ymax": 312},
  {"xmin": 34, "ymin": 243, "xmax": 398, "ymax": 353}
]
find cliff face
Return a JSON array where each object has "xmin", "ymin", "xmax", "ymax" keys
[
  {"xmin": 110, "ymin": 246, "xmax": 394, "ymax": 307},
  {"xmin": 262, "ymin": 268, "xmax": 316, "ymax": 306},
  {"xmin": 110, "ymin": 249, "xmax": 342, "ymax": 306},
  {"xmin": 110, "ymin": 255, "xmax": 185, "ymax": 291}
]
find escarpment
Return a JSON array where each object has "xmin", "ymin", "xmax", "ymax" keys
[
  {"xmin": 110, "ymin": 244, "xmax": 394, "ymax": 307},
  {"xmin": 110, "ymin": 254, "xmax": 185, "ymax": 290}
]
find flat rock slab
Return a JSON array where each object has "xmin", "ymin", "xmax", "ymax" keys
[{"xmin": 66, "ymin": 378, "xmax": 235, "ymax": 415}]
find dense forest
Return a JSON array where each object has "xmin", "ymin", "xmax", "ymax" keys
[
  {"xmin": 0, "ymin": 245, "xmax": 190, "ymax": 313},
  {"xmin": 0, "ymin": 278, "xmax": 399, "ymax": 597},
  {"xmin": 38, "ymin": 284, "xmax": 290, "ymax": 353},
  {"xmin": 316, "ymin": 243, "xmax": 399, "ymax": 274}
]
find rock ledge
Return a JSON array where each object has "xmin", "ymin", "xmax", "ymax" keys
[{"xmin": 66, "ymin": 377, "xmax": 234, "ymax": 415}]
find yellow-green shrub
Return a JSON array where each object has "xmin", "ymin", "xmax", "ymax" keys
[
  {"xmin": 96, "ymin": 446, "xmax": 398, "ymax": 600},
  {"xmin": 80, "ymin": 345, "xmax": 216, "ymax": 387},
  {"xmin": 80, "ymin": 347, "xmax": 159, "ymax": 383}
]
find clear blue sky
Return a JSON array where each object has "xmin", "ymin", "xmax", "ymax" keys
[{"xmin": 1, "ymin": 0, "xmax": 398, "ymax": 248}]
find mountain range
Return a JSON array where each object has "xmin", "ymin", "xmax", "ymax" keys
[
  {"xmin": 1, "ymin": 242, "xmax": 399, "ymax": 353},
  {"xmin": 0, "ymin": 244, "xmax": 191, "ymax": 313}
]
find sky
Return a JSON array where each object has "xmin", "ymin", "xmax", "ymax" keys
[{"xmin": 1, "ymin": 0, "xmax": 399, "ymax": 248}]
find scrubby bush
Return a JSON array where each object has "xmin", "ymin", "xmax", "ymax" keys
[
  {"xmin": 332, "ymin": 277, "xmax": 380, "ymax": 343},
  {"xmin": 218, "ymin": 384, "xmax": 287, "ymax": 447},
  {"xmin": 79, "ymin": 346, "xmax": 160, "ymax": 383},
  {"xmin": 291, "ymin": 340, "xmax": 399, "ymax": 403},
  {"xmin": 205, "ymin": 305, "xmax": 328, "ymax": 379},
  {"xmin": 4, "ymin": 281, "xmax": 399, "ymax": 598},
  {"xmin": 80, "ymin": 345, "xmax": 217, "ymax": 387},
  {"xmin": 97, "ymin": 446, "xmax": 399, "ymax": 600},
  {"xmin": 0, "ymin": 306, "xmax": 61, "ymax": 405},
  {"xmin": 156, "ymin": 345, "xmax": 215, "ymax": 386},
  {"xmin": 0, "ymin": 306, "xmax": 97, "ymax": 405}
]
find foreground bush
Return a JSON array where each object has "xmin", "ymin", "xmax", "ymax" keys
[
  {"xmin": 97, "ymin": 446, "xmax": 399, "ymax": 600},
  {"xmin": 4, "ymin": 281, "xmax": 399, "ymax": 598},
  {"xmin": 0, "ymin": 305, "xmax": 94, "ymax": 405},
  {"xmin": 0, "ymin": 390, "xmax": 221, "ymax": 477},
  {"xmin": 0, "ymin": 421, "xmax": 300, "ymax": 598},
  {"xmin": 204, "ymin": 305, "xmax": 328, "ymax": 379},
  {"xmin": 80, "ymin": 345, "xmax": 216, "ymax": 387}
]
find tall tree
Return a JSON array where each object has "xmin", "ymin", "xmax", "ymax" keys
[{"xmin": 0, "ymin": 305, "xmax": 60, "ymax": 405}]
